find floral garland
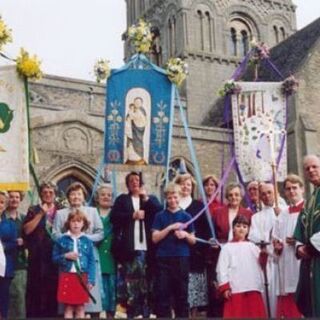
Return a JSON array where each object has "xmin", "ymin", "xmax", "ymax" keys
[
  {"xmin": 0, "ymin": 16, "xmax": 12, "ymax": 50},
  {"xmin": 250, "ymin": 38, "xmax": 270, "ymax": 65},
  {"xmin": 128, "ymin": 19, "xmax": 152, "ymax": 54},
  {"xmin": 218, "ymin": 80, "xmax": 242, "ymax": 97},
  {"xmin": 165, "ymin": 57, "xmax": 189, "ymax": 87},
  {"xmin": 16, "ymin": 48, "xmax": 43, "ymax": 80},
  {"xmin": 93, "ymin": 58, "xmax": 110, "ymax": 83},
  {"xmin": 281, "ymin": 75, "xmax": 299, "ymax": 95}
]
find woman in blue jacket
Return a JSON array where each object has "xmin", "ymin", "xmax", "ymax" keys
[{"xmin": 0, "ymin": 191, "xmax": 17, "ymax": 319}]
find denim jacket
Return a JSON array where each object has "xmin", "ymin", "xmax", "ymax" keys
[
  {"xmin": 0, "ymin": 214, "xmax": 17, "ymax": 277},
  {"xmin": 52, "ymin": 233, "xmax": 95, "ymax": 285}
]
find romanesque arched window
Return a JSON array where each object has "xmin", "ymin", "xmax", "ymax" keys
[
  {"xmin": 168, "ymin": 16, "xmax": 176, "ymax": 57},
  {"xmin": 230, "ymin": 27, "xmax": 237, "ymax": 56},
  {"xmin": 197, "ymin": 10, "xmax": 204, "ymax": 50},
  {"xmin": 205, "ymin": 11, "xmax": 213, "ymax": 52},
  {"xmin": 273, "ymin": 25, "xmax": 279, "ymax": 44},
  {"xmin": 241, "ymin": 30, "xmax": 249, "ymax": 55},
  {"xmin": 229, "ymin": 18, "xmax": 253, "ymax": 57},
  {"xmin": 280, "ymin": 27, "xmax": 286, "ymax": 41}
]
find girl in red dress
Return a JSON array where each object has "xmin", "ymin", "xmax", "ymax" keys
[
  {"xmin": 217, "ymin": 215, "xmax": 267, "ymax": 319},
  {"xmin": 53, "ymin": 210, "xmax": 95, "ymax": 319}
]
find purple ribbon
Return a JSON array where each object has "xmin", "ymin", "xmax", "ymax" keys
[{"xmin": 182, "ymin": 156, "xmax": 235, "ymax": 230}]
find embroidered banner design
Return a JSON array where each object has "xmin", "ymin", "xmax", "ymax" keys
[
  {"xmin": 231, "ymin": 82, "xmax": 287, "ymax": 182},
  {"xmin": 105, "ymin": 67, "xmax": 173, "ymax": 166},
  {"xmin": 0, "ymin": 65, "xmax": 29, "ymax": 191}
]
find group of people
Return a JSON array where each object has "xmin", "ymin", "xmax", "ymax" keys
[{"xmin": 1, "ymin": 154, "xmax": 320, "ymax": 318}]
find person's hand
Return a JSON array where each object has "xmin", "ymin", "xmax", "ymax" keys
[
  {"xmin": 223, "ymin": 289, "xmax": 232, "ymax": 300},
  {"xmin": 133, "ymin": 210, "xmax": 145, "ymax": 220},
  {"xmin": 139, "ymin": 186, "xmax": 149, "ymax": 202},
  {"xmin": 286, "ymin": 237, "xmax": 296, "ymax": 246},
  {"xmin": 297, "ymin": 245, "xmax": 311, "ymax": 259},
  {"xmin": 169, "ymin": 222, "xmax": 182, "ymax": 231},
  {"xmin": 40, "ymin": 202, "xmax": 50, "ymax": 213},
  {"xmin": 17, "ymin": 238, "xmax": 24, "ymax": 246},
  {"xmin": 64, "ymin": 252, "xmax": 79, "ymax": 261},
  {"xmin": 174, "ymin": 230, "xmax": 188, "ymax": 239},
  {"xmin": 273, "ymin": 239, "xmax": 284, "ymax": 255},
  {"xmin": 259, "ymin": 250, "xmax": 268, "ymax": 270},
  {"xmin": 87, "ymin": 283, "xmax": 94, "ymax": 290}
]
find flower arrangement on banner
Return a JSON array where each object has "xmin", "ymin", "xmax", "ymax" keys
[
  {"xmin": 218, "ymin": 80, "xmax": 242, "ymax": 97},
  {"xmin": 0, "ymin": 16, "xmax": 12, "ymax": 50},
  {"xmin": 128, "ymin": 19, "xmax": 153, "ymax": 54},
  {"xmin": 250, "ymin": 38, "xmax": 270, "ymax": 64},
  {"xmin": 93, "ymin": 58, "xmax": 110, "ymax": 83},
  {"xmin": 16, "ymin": 48, "xmax": 43, "ymax": 80},
  {"xmin": 165, "ymin": 57, "xmax": 189, "ymax": 87},
  {"xmin": 281, "ymin": 75, "xmax": 299, "ymax": 95}
]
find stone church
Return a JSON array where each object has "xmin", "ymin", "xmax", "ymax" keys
[{"xmin": 28, "ymin": 0, "xmax": 320, "ymax": 199}]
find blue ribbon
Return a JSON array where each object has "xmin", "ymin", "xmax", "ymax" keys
[{"xmin": 175, "ymin": 87, "xmax": 216, "ymax": 239}]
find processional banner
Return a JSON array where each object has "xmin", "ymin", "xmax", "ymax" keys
[
  {"xmin": 231, "ymin": 82, "xmax": 287, "ymax": 182},
  {"xmin": 0, "ymin": 65, "xmax": 29, "ymax": 190},
  {"xmin": 105, "ymin": 67, "xmax": 173, "ymax": 167}
]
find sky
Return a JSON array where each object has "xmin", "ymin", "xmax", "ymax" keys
[{"xmin": 0, "ymin": 0, "xmax": 319, "ymax": 81}]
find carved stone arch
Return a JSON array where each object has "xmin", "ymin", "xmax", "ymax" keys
[
  {"xmin": 190, "ymin": 0, "xmax": 220, "ymax": 16},
  {"xmin": 226, "ymin": 5, "xmax": 265, "ymax": 40},
  {"xmin": 266, "ymin": 13, "xmax": 292, "ymax": 29},
  {"xmin": 60, "ymin": 124, "xmax": 93, "ymax": 155},
  {"xmin": 267, "ymin": 13, "xmax": 292, "ymax": 45},
  {"xmin": 42, "ymin": 160, "xmax": 102, "ymax": 200}
]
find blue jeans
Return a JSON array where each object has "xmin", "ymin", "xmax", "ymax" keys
[
  {"xmin": 0, "ymin": 277, "xmax": 12, "ymax": 318},
  {"xmin": 155, "ymin": 256, "xmax": 190, "ymax": 318}
]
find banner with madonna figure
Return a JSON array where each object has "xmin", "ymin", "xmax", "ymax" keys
[
  {"xmin": 105, "ymin": 59, "xmax": 173, "ymax": 167},
  {"xmin": 231, "ymin": 81, "xmax": 287, "ymax": 182},
  {"xmin": 0, "ymin": 65, "xmax": 30, "ymax": 190}
]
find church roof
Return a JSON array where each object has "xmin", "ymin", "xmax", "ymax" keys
[{"xmin": 260, "ymin": 16, "xmax": 320, "ymax": 81}]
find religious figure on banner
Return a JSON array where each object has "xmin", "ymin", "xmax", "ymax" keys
[{"xmin": 124, "ymin": 90, "xmax": 150, "ymax": 165}]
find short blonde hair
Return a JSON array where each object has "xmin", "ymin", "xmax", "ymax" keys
[
  {"xmin": 164, "ymin": 183, "xmax": 181, "ymax": 196},
  {"xmin": 95, "ymin": 183, "xmax": 113, "ymax": 201},
  {"xmin": 174, "ymin": 173, "xmax": 196, "ymax": 192}
]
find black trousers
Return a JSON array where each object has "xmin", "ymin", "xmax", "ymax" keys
[{"xmin": 155, "ymin": 256, "xmax": 189, "ymax": 318}]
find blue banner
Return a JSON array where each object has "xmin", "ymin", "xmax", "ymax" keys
[{"xmin": 105, "ymin": 65, "xmax": 173, "ymax": 167}]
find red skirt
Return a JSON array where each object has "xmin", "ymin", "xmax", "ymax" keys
[
  {"xmin": 223, "ymin": 291, "xmax": 267, "ymax": 318},
  {"xmin": 57, "ymin": 272, "xmax": 89, "ymax": 305},
  {"xmin": 277, "ymin": 294, "xmax": 302, "ymax": 318}
]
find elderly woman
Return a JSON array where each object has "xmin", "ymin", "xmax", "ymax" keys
[
  {"xmin": 202, "ymin": 174, "xmax": 223, "ymax": 217},
  {"xmin": 213, "ymin": 182, "xmax": 252, "ymax": 244},
  {"xmin": 175, "ymin": 173, "xmax": 211, "ymax": 317},
  {"xmin": 23, "ymin": 182, "xmax": 63, "ymax": 318},
  {"xmin": 95, "ymin": 184, "xmax": 116, "ymax": 318},
  {"xmin": 53, "ymin": 181, "xmax": 104, "ymax": 316}
]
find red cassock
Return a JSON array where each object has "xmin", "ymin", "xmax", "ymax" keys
[{"xmin": 223, "ymin": 290, "xmax": 267, "ymax": 319}]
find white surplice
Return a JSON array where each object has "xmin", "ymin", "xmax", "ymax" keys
[
  {"xmin": 217, "ymin": 241, "xmax": 264, "ymax": 293},
  {"xmin": 272, "ymin": 204, "xmax": 302, "ymax": 296},
  {"xmin": 248, "ymin": 206, "xmax": 279, "ymax": 317}
]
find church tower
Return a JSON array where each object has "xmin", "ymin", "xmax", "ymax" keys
[{"xmin": 124, "ymin": 0, "xmax": 297, "ymax": 125}]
